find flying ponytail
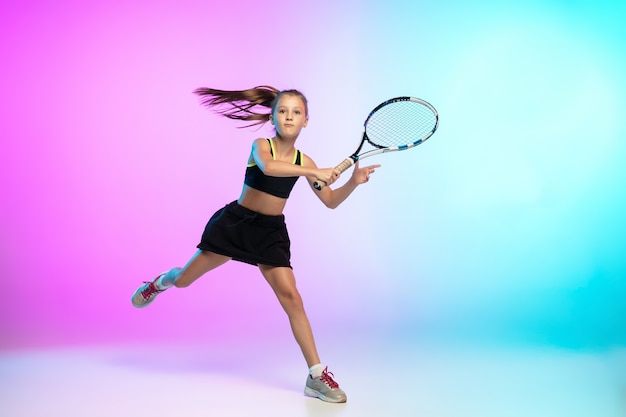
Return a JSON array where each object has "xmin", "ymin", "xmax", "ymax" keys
[{"xmin": 193, "ymin": 86, "xmax": 308, "ymax": 128}]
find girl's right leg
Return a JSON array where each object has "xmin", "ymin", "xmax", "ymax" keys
[
  {"xmin": 131, "ymin": 250, "xmax": 230, "ymax": 308},
  {"xmin": 167, "ymin": 250, "xmax": 231, "ymax": 288}
]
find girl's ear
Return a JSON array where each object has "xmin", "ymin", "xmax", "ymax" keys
[{"xmin": 269, "ymin": 113, "xmax": 275, "ymax": 125}]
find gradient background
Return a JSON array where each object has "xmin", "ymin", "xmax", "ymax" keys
[{"xmin": 1, "ymin": 0, "xmax": 625, "ymax": 355}]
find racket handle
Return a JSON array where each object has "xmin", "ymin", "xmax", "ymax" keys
[{"xmin": 313, "ymin": 158, "xmax": 355, "ymax": 191}]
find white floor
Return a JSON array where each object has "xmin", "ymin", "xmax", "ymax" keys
[{"xmin": 1, "ymin": 339, "xmax": 624, "ymax": 417}]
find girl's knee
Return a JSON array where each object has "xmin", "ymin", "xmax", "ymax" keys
[{"xmin": 279, "ymin": 289, "xmax": 304, "ymax": 312}]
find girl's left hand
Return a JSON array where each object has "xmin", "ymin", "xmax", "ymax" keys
[{"xmin": 352, "ymin": 161, "xmax": 381, "ymax": 185}]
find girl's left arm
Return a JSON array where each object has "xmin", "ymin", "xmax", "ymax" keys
[{"xmin": 303, "ymin": 154, "xmax": 381, "ymax": 209}]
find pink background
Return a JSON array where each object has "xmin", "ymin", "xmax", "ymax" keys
[{"xmin": 2, "ymin": 0, "xmax": 625, "ymax": 351}]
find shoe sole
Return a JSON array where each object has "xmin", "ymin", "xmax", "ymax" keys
[
  {"xmin": 304, "ymin": 387, "xmax": 347, "ymax": 403},
  {"xmin": 131, "ymin": 298, "xmax": 153, "ymax": 308}
]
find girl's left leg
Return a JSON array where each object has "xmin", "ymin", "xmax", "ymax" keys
[
  {"xmin": 258, "ymin": 264, "xmax": 320, "ymax": 367},
  {"xmin": 258, "ymin": 264, "xmax": 347, "ymax": 403}
]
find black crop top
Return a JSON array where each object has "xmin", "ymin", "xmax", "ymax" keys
[{"xmin": 244, "ymin": 138, "xmax": 303, "ymax": 198}]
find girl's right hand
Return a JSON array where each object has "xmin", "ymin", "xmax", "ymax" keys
[{"xmin": 316, "ymin": 168, "xmax": 341, "ymax": 186}]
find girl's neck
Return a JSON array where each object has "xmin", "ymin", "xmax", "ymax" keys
[
  {"xmin": 271, "ymin": 136, "xmax": 296, "ymax": 157},
  {"xmin": 272, "ymin": 135, "xmax": 296, "ymax": 146}
]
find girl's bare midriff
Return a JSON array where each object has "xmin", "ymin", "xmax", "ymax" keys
[{"xmin": 238, "ymin": 184, "xmax": 288, "ymax": 216}]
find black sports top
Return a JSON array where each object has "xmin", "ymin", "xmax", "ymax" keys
[{"xmin": 244, "ymin": 138, "xmax": 303, "ymax": 198}]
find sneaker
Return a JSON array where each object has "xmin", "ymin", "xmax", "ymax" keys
[
  {"xmin": 304, "ymin": 367, "xmax": 347, "ymax": 403},
  {"xmin": 131, "ymin": 272, "xmax": 168, "ymax": 308}
]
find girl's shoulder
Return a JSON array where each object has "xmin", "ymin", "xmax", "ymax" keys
[
  {"xmin": 251, "ymin": 137, "xmax": 271, "ymax": 148},
  {"xmin": 300, "ymin": 151, "xmax": 317, "ymax": 167}
]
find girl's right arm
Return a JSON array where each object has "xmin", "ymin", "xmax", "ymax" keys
[
  {"xmin": 251, "ymin": 138, "xmax": 340, "ymax": 184},
  {"xmin": 302, "ymin": 153, "xmax": 380, "ymax": 209}
]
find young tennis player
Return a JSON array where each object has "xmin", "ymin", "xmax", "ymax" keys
[{"xmin": 131, "ymin": 86, "xmax": 380, "ymax": 403}]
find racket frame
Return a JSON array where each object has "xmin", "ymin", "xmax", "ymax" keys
[{"xmin": 313, "ymin": 96, "xmax": 438, "ymax": 190}]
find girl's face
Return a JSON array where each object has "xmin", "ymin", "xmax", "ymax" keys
[{"xmin": 270, "ymin": 94, "xmax": 308, "ymax": 139}]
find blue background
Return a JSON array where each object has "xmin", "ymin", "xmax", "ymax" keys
[{"xmin": 1, "ymin": 0, "xmax": 624, "ymax": 350}]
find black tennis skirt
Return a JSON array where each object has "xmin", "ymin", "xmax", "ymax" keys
[{"xmin": 197, "ymin": 201, "xmax": 292, "ymax": 268}]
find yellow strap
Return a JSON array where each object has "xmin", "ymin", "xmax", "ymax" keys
[{"xmin": 247, "ymin": 138, "xmax": 301, "ymax": 167}]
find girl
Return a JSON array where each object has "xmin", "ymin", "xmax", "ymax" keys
[{"xmin": 131, "ymin": 86, "xmax": 380, "ymax": 403}]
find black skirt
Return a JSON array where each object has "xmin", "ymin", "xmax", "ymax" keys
[{"xmin": 197, "ymin": 201, "xmax": 292, "ymax": 268}]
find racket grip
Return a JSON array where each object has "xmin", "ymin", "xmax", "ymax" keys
[{"xmin": 313, "ymin": 158, "xmax": 355, "ymax": 191}]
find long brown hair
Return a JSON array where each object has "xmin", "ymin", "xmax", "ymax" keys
[{"xmin": 193, "ymin": 86, "xmax": 308, "ymax": 128}]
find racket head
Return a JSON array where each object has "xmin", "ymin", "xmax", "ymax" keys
[{"xmin": 364, "ymin": 97, "xmax": 439, "ymax": 150}]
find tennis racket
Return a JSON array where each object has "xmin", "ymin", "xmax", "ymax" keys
[{"xmin": 313, "ymin": 96, "xmax": 439, "ymax": 190}]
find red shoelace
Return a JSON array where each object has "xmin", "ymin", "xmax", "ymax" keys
[
  {"xmin": 140, "ymin": 281, "xmax": 163, "ymax": 300},
  {"xmin": 320, "ymin": 367, "xmax": 339, "ymax": 389}
]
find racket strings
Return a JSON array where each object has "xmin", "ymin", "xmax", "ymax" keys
[{"xmin": 366, "ymin": 101, "xmax": 437, "ymax": 148}]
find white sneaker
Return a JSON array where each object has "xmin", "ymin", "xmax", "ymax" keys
[
  {"xmin": 304, "ymin": 367, "xmax": 347, "ymax": 403},
  {"xmin": 131, "ymin": 272, "xmax": 168, "ymax": 308}
]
